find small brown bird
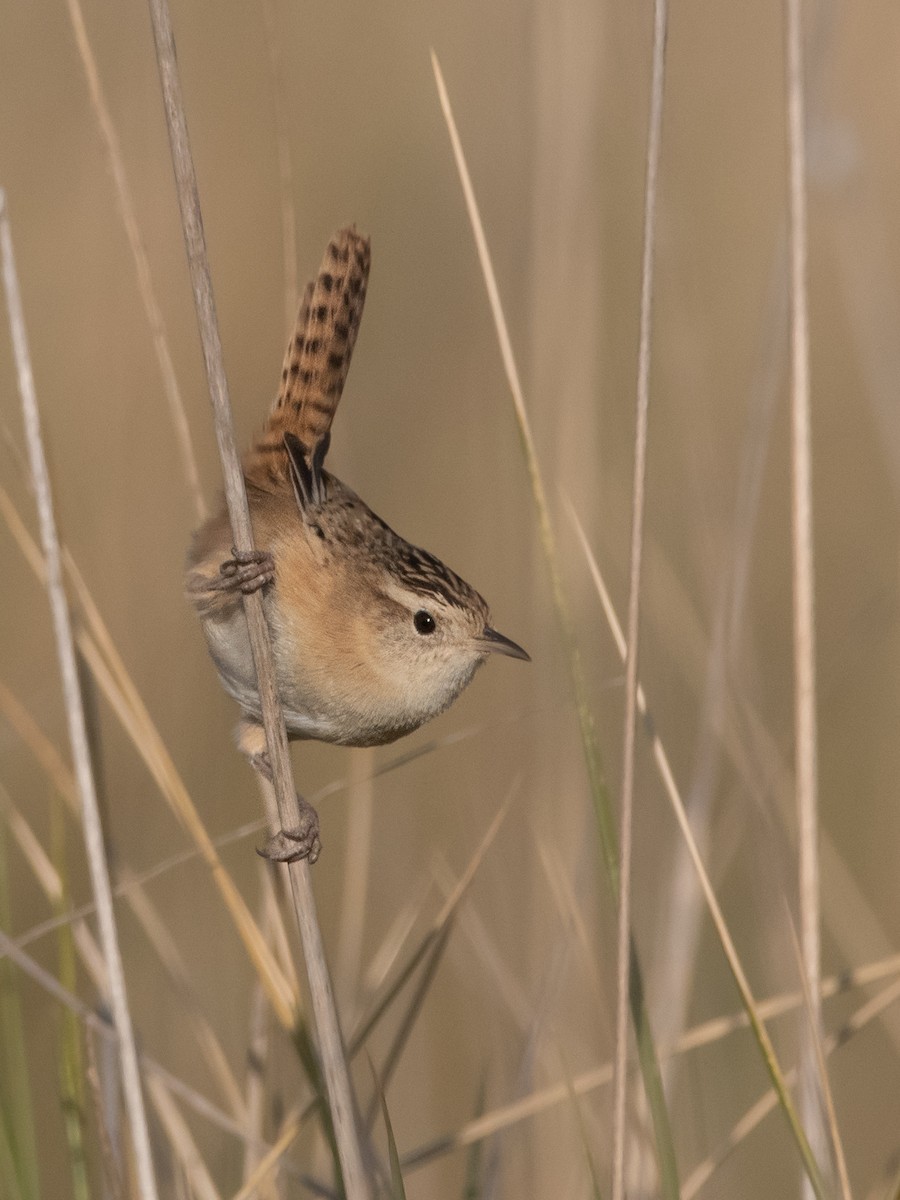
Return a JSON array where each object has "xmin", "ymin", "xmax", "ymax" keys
[{"xmin": 186, "ymin": 227, "xmax": 528, "ymax": 862}]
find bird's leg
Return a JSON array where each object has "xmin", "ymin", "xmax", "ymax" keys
[{"xmin": 237, "ymin": 719, "xmax": 322, "ymax": 865}]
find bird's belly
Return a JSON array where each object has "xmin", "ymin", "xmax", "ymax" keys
[
  {"xmin": 200, "ymin": 603, "xmax": 456, "ymax": 748},
  {"xmin": 201, "ymin": 606, "xmax": 381, "ymax": 745}
]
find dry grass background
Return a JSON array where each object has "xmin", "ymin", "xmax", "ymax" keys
[{"xmin": 2, "ymin": 0, "xmax": 900, "ymax": 1196}]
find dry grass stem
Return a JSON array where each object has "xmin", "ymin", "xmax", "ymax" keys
[
  {"xmin": 786, "ymin": 918, "xmax": 852, "ymax": 1200},
  {"xmin": 610, "ymin": 3, "xmax": 667, "ymax": 1195},
  {"xmin": 403, "ymin": 962, "xmax": 899, "ymax": 1184},
  {"xmin": 348, "ymin": 786, "xmax": 515, "ymax": 1056},
  {"xmin": 77, "ymin": 607, "xmax": 301, "ymax": 1026},
  {"xmin": 0, "ymin": 189, "xmax": 160, "ymax": 1200},
  {"xmin": 682, "ymin": 975, "xmax": 900, "ymax": 1199},
  {"xmin": 231, "ymin": 1107, "xmax": 304, "ymax": 1200},
  {"xmin": 145, "ymin": 2, "xmax": 370, "ymax": 1193},
  {"xmin": 126, "ymin": 877, "xmax": 248, "ymax": 1121},
  {"xmin": 0, "ymin": 481, "xmax": 301, "ymax": 1025},
  {"xmin": 63, "ymin": 0, "xmax": 205, "ymax": 521},
  {"xmin": 146, "ymin": 1074, "xmax": 223, "ymax": 1200},
  {"xmin": 431, "ymin": 48, "xmax": 679, "ymax": 1196},
  {"xmin": 362, "ymin": 920, "xmax": 452, "ymax": 1133},
  {"xmin": 566, "ymin": 501, "xmax": 827, "ymax": 1195},
  {"xmin": 0, "ymin": 924, "xmax": 303, "ymax": 1171},
  {"xmin": 0, "ymin": 783, "xmax": 109, "ymax": 987},
  {"xmin": 785, "ymin": 0, "xmax": 825, "ymax": 1183},
  {"xmin": 0, "ymin": 672, "xmax": 251, "ymax": 1121}
]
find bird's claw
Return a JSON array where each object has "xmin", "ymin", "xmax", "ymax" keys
[
  {"xmin": 258, "ymin": 804, "xmax": 322, "ymax": 866},
  {"xmin": 217, "ymin": 548, "xmax": 275, "ymax": 595}
]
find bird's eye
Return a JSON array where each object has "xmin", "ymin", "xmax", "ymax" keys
[{"xmin": 413, "ymin": 610, "xmax": 436, "ymax": 635}]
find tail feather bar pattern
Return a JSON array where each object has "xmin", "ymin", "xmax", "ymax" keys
[{"xmin": 245, "ymin": 225, "xmax": 371, "ymax": 491}]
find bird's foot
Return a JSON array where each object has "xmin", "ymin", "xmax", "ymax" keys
[
  {"xmin": 216, "ymin": 547, "xmax": 274, "ymax": 595},
  {"xmin": 258, "ymin": 796, "xmax": 321, "ymax": 865},
  {"xmin": 242, "ymin": 726, "xmax": 322, "ymax": 864}
]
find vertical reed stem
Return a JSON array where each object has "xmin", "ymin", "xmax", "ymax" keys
[
  {"xmin": 610, "ymin": 3, "xmax": 668, "ymax": 1196},
  {"xmin": 143, "ymin": 4, "xmax": 371, "ymax": 1195},
  {"xmin": 784, "ymin": 0, "xmax": 824, "ymax": 1188},
  {"xmin": 0, "ymin": 191, "xmax": 160, "ymax": 1200}
]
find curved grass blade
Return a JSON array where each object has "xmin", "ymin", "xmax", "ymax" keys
[{"xmin": 430, "ymin": 50, "xmax": 678, "ymax": 1198}]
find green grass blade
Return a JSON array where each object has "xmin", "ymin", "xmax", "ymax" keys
[
  {"xmin": 462, "ymin": 1076, "xmax": 487, "ymax": 1200},
  {"xmin": 569, "ymin": 510, "xmax": 830, "ymax": 1197},
  {"xmin": 0, "ymin": 820, "xmax": 40, "ymax": 1200},
  {"xmin": 52, "ymin": 799, "xmax": 90, "ymax": 1200},
  {"xmin": 368, "ymin": 1059, "xmax": 406, "ymax": 1200},
  {"xmin": 0, "ymin": 1115, "xmax": 25, "ymax": 1200},
  {"xmin": 291, "ymin": 1017, "xmax": 345, "ymax": 1194}
]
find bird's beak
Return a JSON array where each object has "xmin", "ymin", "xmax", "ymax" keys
[{"xmin": 477, "ymin": 626, "xmax": 531, "ymax": 662}]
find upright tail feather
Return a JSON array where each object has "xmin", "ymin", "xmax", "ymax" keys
[{"xmin": 245, "ymin": 226, "xmax": 371, "ymax": 489}]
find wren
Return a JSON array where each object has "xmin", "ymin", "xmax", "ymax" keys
[{"xmin": 186, "ymin": 227, "xmax": 528, "ymax": 862}]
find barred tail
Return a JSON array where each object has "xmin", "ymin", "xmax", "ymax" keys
[{"xmin": 245, "ymin": 226, "xmax": 371, "ymax": 487}]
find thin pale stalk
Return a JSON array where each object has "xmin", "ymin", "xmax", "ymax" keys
[
  {"xmin": 0, "ymin": 783, "xmax": 109, "ymax": 991},
  {"xmin": 0, "ymin": 822, "xmax": 41, "ymax": 1200},
  {"xmin": 429, "ymin": 49, "xmax": 615, "ymax": 873},
  {"xmin": 785, "ymin": 0, "xmax": 824, "ymax": 1186},
  {"xmin": 611, "ymin": 3, "xmax": 667, "ymax": 1195},
  {"xmin": 566, "ymin": 502, "xmax": 827, "ymax": 1196},
  {"xmin": 0, "ymin": 927, "xmax": 301, "ymax": 1178},
  {"xmin": 78, "ymin": 626, "xmax": 299, "ymax": 1027},
  {"xmin": 0, "ymin": 191, "xmax": 159, "ymax": 1200},
  {"xmin": 145, "ymin": 1075, "xmax": 222, "ymax": 1200},
  {"xmin": 430, "ymin": 51, "xmax": 679, "ymax": 1199},
  {"xmin": 787, "ymin": 919, "xmax": 852, "ymax": 1200},
  {"xmin": 84, "ymin": 1033, "xmax": 127, "ymax": 1200},
  {"xmin": 232, "ymin": 1109, "xmax": 304, "ymax": 1200},
  {"xmin": 63, "ymin": 0, "xmax": 205, "ymax": 521},
  {"xmin": 0, "ymin": 481, "xmax": 300, "ymax": 1026},
  {"xmin": 144, "ymin": 5, "xmax": 370, "ymax": 1194}
]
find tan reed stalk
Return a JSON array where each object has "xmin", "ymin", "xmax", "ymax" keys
[
  {"xmin": 0, "ymin": 925, "xmax": 285, "ymax": 1169},
  {"xmin": 143, "ymin": 3, "xmax": 371, "ymax": 1194},
  {"xmin": 0, "ymin": 191, "xmax": 160, "ymax": 1200},
  {"xmin": 785, "ymin": 0, "xmax": 826, "ymax": 1188},
  {"xmin": 610, "ymin": 3, "xmax": 668, "ymax": 1196},
  {"xmin": 0, "ymin": 483, "xmax": 301, "ymax": 1024},
  {"xmin": 144, "ymin": 1073, "xmax": 222, "ymax": 1200},
  {"xmin": 229, "ymin": 795, "xmax": 514, "ymax": 1194},
  {"xmin": 0, "ymin": 679, "xmax": 254, "ymax": 1123}
]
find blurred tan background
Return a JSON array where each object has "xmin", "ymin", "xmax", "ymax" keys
[{"xmin": 2, "ymin": 0, "xmax": 900, "ymax": 1196}]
